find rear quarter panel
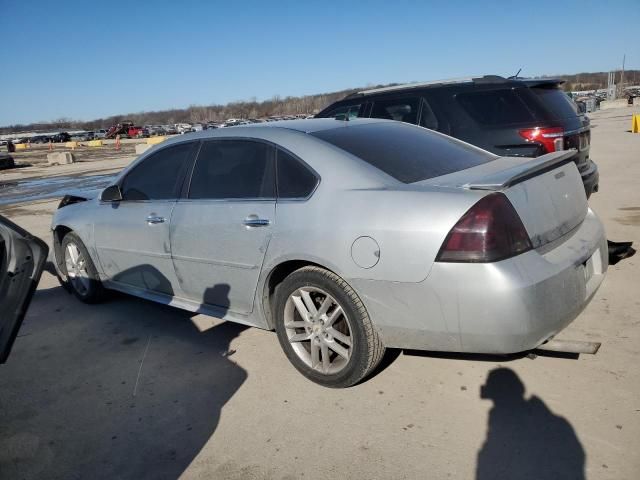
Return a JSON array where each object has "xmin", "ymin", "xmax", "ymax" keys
[{"xmin": 265, "ymin": 186, "xmax": 483, "ymax": 284}]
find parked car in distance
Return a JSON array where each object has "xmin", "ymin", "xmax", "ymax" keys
[
  {"xmin": 126, "ymin": 126, "xmax": 147, "ymax": 138},
  {"xmin": 29, "ymin": 135, "xmax": 51, "ymax": 144},
  {"xmin": 146, "ymin": 126, "xmax": 164, "ymax": 136},
  {"xmin": 51, "ymin": 132, "xmax": 71, "ymax": 143},
  {"xmin": 316, "ymin": 75, "xmax": 599, "ymax": 198},
  {"xmin": 93, "ymin": 129, "xmax": 108, "ymax": 139},
  {"xmin": 51, "ymin": 119, "xmax": 607, "ymax": 388},
  {"xmin": 70, "ymin": 132, "xmax": 94, "ymax": 141}
]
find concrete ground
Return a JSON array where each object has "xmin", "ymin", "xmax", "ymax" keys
[{"xmin": 0, "ymin": 109, "xmax": 639, "ymax": 479}]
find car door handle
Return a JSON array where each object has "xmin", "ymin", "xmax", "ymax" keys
[
  {"xmin": 243, "ymin": 216, "xmax": 270, "ymax": 227},
  {"xmin": 146, "ymin": 215, "xmax": 166, "ymax": 225}
]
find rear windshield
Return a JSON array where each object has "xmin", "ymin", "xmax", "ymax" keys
[
  {"xmin": 456, "ymin": 88, "xmax": 538, "ymax": 126},
  {"xmin": 531, "ymin": 86, "xmax": 578, "ymax": 119},
  {"xmin": 311, "ymin": 122, "xmax": 496, "ymax": 183}
]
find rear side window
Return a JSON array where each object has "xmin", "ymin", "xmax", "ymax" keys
[
  {"xmin": 277, "ymin": 149, "xmax": 318, "ymax": 198},
  {"xmin": 311, "ymin": 122, "xmax": 495, "ymax": 183},
  {"xmin": 370, "ymin": 97, "xmax": 420, "ymax": 124},
  {"xmin": 531, "ymin": 86, "xmax": 578, "ymax": 119},
  {"xmin": 189, "ymin": 140, "xmax": 274, "ymax": 199},
  {"xmin": 121, "ymin": 142, "xmax": 194, "ymax": 201},
  {"xmin": 457, "ymin": 89, "xmax": 537, "ymax": 126},
  {"xmin": 322, "ymin": 104, "xmax": 361, "ymax": 120}
]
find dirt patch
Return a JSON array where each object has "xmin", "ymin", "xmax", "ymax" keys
[
  {"xmin": 0, "ymin": 204, "xmax": 52, "ymax": 217},
  {"xmin": 614, "ymin": 207, "xmax": 640, "ymax": 226}
]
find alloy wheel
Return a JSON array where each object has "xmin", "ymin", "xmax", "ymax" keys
[
  {"xmin": 284, "ymin": 286, "xmax": 353, "ymax": 375},
  {"xmin": 64, "ymin": 242, "xmax": 90, "ymax": 296}
]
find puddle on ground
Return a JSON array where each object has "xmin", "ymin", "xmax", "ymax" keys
[{"xmin": 0, "ymin": 174, "xmax": 115, "ymax": 205}]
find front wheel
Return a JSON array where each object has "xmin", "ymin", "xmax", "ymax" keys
[
  {"xmin": 60, "ymin": 232, "xmax": 105, "ymax": 303},
  {"xmin": 274, "ymin": 266, "xmax": 385, "ymax": 388}
]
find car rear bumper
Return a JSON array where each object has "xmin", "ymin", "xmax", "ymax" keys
[
  {"xmin": 352, "ymin": 208, "xmax": 607, "ymax": 353},
  {"xmin": 581, "ymin": 160, "xmax": 599, "ymax": 198}
]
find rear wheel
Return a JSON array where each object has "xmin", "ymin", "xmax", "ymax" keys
[
  {"xmin": 60, "ymin": 232, "xmax": 104, "ymax": 303},
  {"xmin": 274, "ymin": 266, "xmax": 385, "ymax": 388}
]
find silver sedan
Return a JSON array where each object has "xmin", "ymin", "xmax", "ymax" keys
[{"xmin": 51, "ymin": 119, "xmax": 607, "ymax": 387}]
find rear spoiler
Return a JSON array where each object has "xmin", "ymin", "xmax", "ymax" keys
[{"xmin": 463, "ymin": 150, "xmax": 577, "ymax": 191}]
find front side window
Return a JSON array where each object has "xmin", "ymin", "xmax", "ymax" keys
[
  {"xmin": 189, "ymin": 140, "xmax": 275, "ymax": 199},
  {"xmin": 371, "ymin": 97, "xmax": 420, "ymax": 124},
  {"xmin": 120, "ymin": 142, "xmax": 195, "ymax": 201},
  {"xmin": 277, "ymin": 149, "xmax": 318, "ymax": 199}
]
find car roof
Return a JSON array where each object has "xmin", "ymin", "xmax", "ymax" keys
[
  {"xmin": 343, "ymin": 75, "xmax": 564, "ymax": 98},
  {"xmin": 238, "ymin": 117, "xmax": 389, "ymax": 133}
]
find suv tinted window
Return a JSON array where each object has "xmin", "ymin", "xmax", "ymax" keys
[
  {"xmin": 322, "ymin": 104, "xmax": 361, "ymax": 120},
  {"xmin": 277, "ymin": 149, "xmax": 318, "ymax": 198},
  {"xmin": 371, "ymin": 97, "xmax": 420, "ymax": 124},
  {"xmin": 419, "ymin": 98, "xmax": 439, "ymax": 130},
  {"xmin": 121, "ymin": 142, "xmax": 194, "ymax": 201},
  {"xmin": 189, "ymin": 140, "xmax": 274, "ymax": 199},
  {"xmin": 531, "ymin": 86, "xmax": 578, "ymax": 119},
  {"xmin": 312, "ymin": 122, "xmax": 495, "ymax": 183},
  {"xmin": 457, "ymin": 88, "xmax": 537, "ymax": 126}
]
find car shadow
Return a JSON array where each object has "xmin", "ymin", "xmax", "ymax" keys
[
  {"xmin": 0, "ymin": 268, "xmax": 248, "ymax": 480},
  {"xmin": 476, "ymin": 368, "xmax": 585, "ymax": 480}
]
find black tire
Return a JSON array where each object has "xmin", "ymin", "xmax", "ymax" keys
[
  {"xmin": 274, "ymin": 266, "xmax": 385, "ymax": 388},
  {"xmin": 60, "ymin": 232, "xmax": 105, "ymax": 303}
]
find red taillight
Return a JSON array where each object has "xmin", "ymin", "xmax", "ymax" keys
[
  {"xmin": 436, "ymin": 193, "xmax": 532, "ymax": 263},
  {"xmin": 519, "ymin": 126, "xmax": 564, "ymax": 153}
]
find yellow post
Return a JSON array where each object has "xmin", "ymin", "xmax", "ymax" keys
[{"xmin": 632, "ymin": 114, "xmax": 640, "ymax": 133}]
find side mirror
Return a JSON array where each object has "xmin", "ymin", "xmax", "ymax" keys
[{"xmin": 100, "ymin": 185, "xmax": 122, "ymax": 202}]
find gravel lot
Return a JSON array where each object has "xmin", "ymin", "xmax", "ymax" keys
[{"xmin": 0, "ymin": 109, "xmax": 639, "ymax": 479}]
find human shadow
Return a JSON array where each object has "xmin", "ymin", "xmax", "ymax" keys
[
  {"xmin": 0, "ymin": 265, "xmax": 248, "ymax": 480},
  {"xmin": 476, "ymin": 368, "xmax": 585, "ymax": 480}
]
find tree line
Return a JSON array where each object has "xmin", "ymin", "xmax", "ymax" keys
[
  {"xmin": 0, "ymin": 86, "xmax": 373, "ymax": 134},
  {"xmin": 3, "ymin": 71, "xmax": 638, "ymax": 134},
  {"xmin": 557, "ymin": 70, "xmax": 640, "ymax": 92}
]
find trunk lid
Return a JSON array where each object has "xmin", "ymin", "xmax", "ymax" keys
[{"xmin": 423, "ymin": 150, "xmax": 588, "ymax": 248}]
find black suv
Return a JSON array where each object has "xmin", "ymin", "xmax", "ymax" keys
[
  {"xmin": 51, "ymin": 132, "xmax": 71, "ymax": 143},
  {"xmin": 316, "ymin": 76, "xmax": 598, "ymax": 197}
]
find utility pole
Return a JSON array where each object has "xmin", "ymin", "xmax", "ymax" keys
[{"xmin": 620, "ymin": 54, "xmax": 626, "ymax": 97}]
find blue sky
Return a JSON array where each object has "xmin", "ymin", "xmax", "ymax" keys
[{"xmin": 1, "ymin": 0, "xmax": 638, "ymax": 125}]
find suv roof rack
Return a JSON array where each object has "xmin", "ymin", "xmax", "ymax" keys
[
  {"xmin": 346, "ymin": 75, "xmax": 564, "ymax": 98},
  {"xmin": 347, "ymin": 75, "xmax": 512, "ymax": 97}
]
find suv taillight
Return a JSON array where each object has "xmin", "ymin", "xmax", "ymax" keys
[
  {"xmin": 436, "ymin": 193, "xmax": 532, "ymax": 263},
  {"xmin": 518, "ymin": 126, "xmax": 564, "ymax": 153}
]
